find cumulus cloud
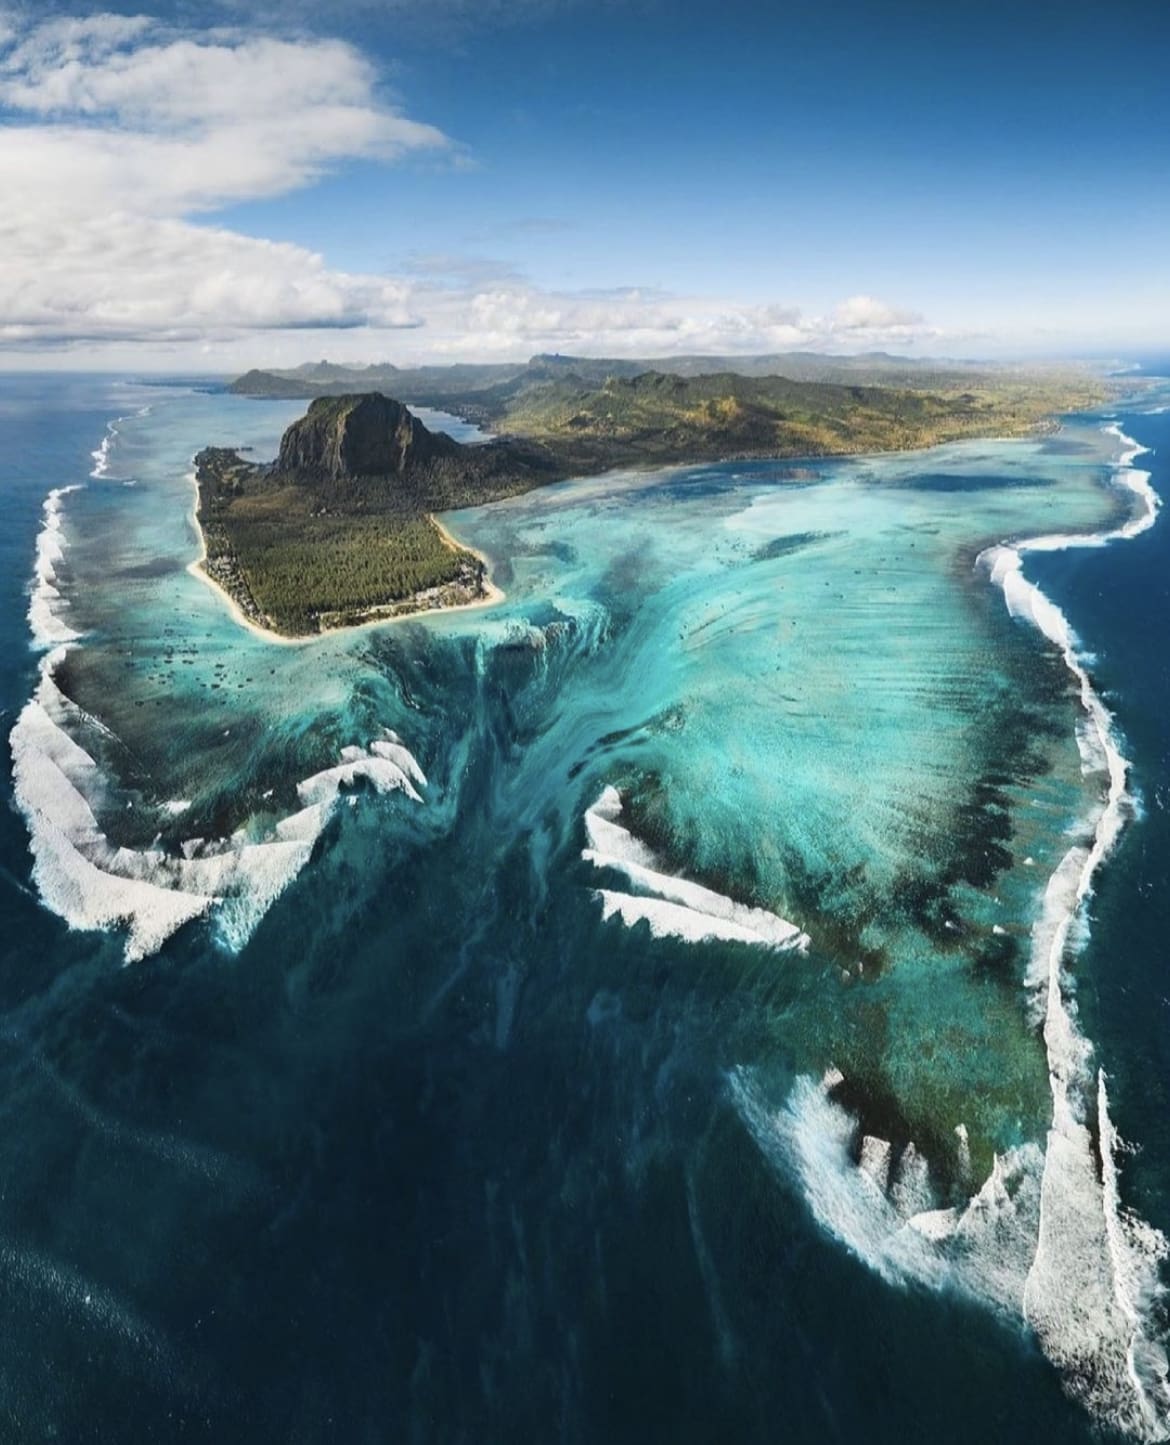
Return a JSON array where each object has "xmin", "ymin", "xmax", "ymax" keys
[
  {"xmin": 390, "ymin": 279, "xmax": 932, "ymax": 360},
  {"xmin": 0, "ymin": 13, "xmax": 940, "ymax": 361},
  {"xmin": 0, "ymin": 14, "xmax": 448, "ymax": 341},
  {"xmin": 0, "ymin": 213, "xmax": 423, "ymax": 342},
  {"xmin": 831, "ymin": 294, "xmax": 924, "ymax": 331},
  {"xmin": 0, "ymin": 17, "xmax": 446, "ymax": 204}
]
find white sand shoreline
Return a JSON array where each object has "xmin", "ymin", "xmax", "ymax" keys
[{"xmin": 185, "ymin": 463, "xmax": 506, "ymax": 647}]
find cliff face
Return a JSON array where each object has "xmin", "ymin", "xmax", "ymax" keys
[{"xmin": 276, "ymin": 394, "xmax": 459, "ymax": 479}]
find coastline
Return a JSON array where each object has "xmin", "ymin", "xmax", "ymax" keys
[
  {"xmin": 180, "ymin": 406, "xmax": 1170, "ymax": 1434},
  {"xmin": 16, "ymin": 385, "xmax": 1170, "ymax": 1439},
  {"xmin": 731, "ymin": 418, "xmax": 1169, "ymax": 1440},
  {"xmin": 977, "ymin": 423, "xmax": 1166, "ymax": 1436},
  {"xmin": 184, "ymin": 414, "xmax": 1123, "ymax": 649},
  {"xmin": 185, "ymin": 467, "xmax": 311, "ymax": 647},
  {"xmin": 185, "ymin": 463, "xmax": 507, "ymax": 646},
  {"xmin": 429, "ymin": 515, "xmax": 507, "ymax": 613}
]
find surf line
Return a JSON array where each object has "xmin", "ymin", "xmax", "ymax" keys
[
  {"xmin": 979, "ymin": 424, "xmax": 1169, "ymax": 1440},
  {"xmin": 89, "ymin": 401, "xmax": 152, "ymax": 481},
  {"xmin": 582, "ymin": 784, "xmax": 810, "ymax": 951},
  {"xmin": 16, "ymin": 417, "xmax": 430, "ymax": 964}
]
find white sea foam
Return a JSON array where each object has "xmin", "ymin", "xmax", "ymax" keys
[
  {"xmin": 1099, "ymin": 1072, "xmax": 1170, "ymax": 1411},
  {"xmin": 584, "ymin": 786, "xmax": 658, "ymax": 869},
  {"xmin": 954, "ymin": 1122, "xmax": 972, "ymax": 1186},
  {"xmin": 1000, "ymin": 424, "xmax": 1158, "ymax": 559},
  {"xmin": 730, "ymin": 425, "xmax": 1169, "ymax": 1439},
  {"xmin": 28, "ymin": 486, "xmax": 84, "ymax": 648},
  {"xmin": 370, "ymin": 736, "xmax": 428, "ymax": 789},
  {"xmin": 890, "ymin": 1142, "xmax": 934, "ymax": 1220},
  {"xmin": 595, "ymin": 889, "xmax": 790, "ymax": 947},
  {"xmin": 10, "ymin": 652, "xmax": 426, "ymax": 963},
  {"xmin": 90, "ymin": 404, "xmax": 151, "ymax": 481},
  {"xmin": 977, "ymin": 426, "xmax": 1170, "ymax": 1436},
  {"xmin": 731, "ymin": 1066, "xmax": 1047, "ymax": 1322},
  {"xmin": 297, "ymin": 741, "xmax": 424, "ymax": 808},
  {"xmin": 858, "ymin": 1134, "xmax": 892, "ymax": 1191},
  {"xmin": 90, "ymin": 429, "xmax": 113, "ymax": 478},
  {"xmin": 17, "ymin": 413, "xmax": 433, "ymax": 961},
  {"xmin": 583, "ymin": 786, "xmax": 809, "ymax": 951}
]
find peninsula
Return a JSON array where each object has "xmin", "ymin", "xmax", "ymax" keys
[
  {"xmin": 194, "ymin": 393, "xmax": 558, "ymax": 636},
  {"xmin": 204, "ymin": 359, "xmax": 1111, "ymax": 637}
]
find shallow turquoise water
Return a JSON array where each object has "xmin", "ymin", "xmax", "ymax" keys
[{"xmin": 2, "ymin": 378, "xmax": 1167, "ymax": 1442}]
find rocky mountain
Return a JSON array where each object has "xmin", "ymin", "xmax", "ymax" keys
[
  {"xmin": 276, "ymin": 394, "xmax": 460, "ymax": 480},
  {"xmin": 228, "ymin": 351, "xmax": 1016, "ymax": 408}
]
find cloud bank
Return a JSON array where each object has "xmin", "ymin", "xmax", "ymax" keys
[
  {"xmin": 0, "ymin": 14, "xmax": 444, "ymax": 341},
  {"xmin": 0, "ymin": 13, "xmax": 940, "ymax": 362}
]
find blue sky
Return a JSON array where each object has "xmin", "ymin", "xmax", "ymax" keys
[{"xmin": 0, "ymin": 0, "xmax": 1167, "ymax": 367}]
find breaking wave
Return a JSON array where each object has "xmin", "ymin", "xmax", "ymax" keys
[
  {"xmin": 90, "ymin": 431, "xmax": 113, "ymax": 478},
  {"xmin": 15, "ymin": 412, "xmax": 429, "ymax": 962},
  {"xmin": 730, "ymin": 1066, "xmax": 1045, "ymax": 1313},
  {"xmin": 28, "ymin": 486, "xmax": 83, "ymax": 648},
  {"xmin": 29, "ymin": 400, "xmax": 157, "ymax": 647},
  {"xmin": 10, "ymin": 647, "xmax": 425, "ymax": 964},
  {"xmin": 89, "ymin": 404, "xmax": 150, "ymax": 481},
  {"xmin": 982, "ymin": 426, "xmax": 1169, "ymax": 1437},
  {"xmin": 733, "ymin": 426, "xmax": 1170, "ymax": 1440},
  {"xmin": 583, "ymin": 784, "xmax": 809, "ymax": 950}
]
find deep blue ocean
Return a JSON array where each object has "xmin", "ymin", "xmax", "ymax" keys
[
  {"xmin": 1028, "ymin": 399, "xmax": 1170, "ymax": 1248},
  {"xmin": 0, "ymin": 371, "xmax": 1167, "ymax": 1443}
]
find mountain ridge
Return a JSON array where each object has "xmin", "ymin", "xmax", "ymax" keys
[{"xmin": 198, "ymin": 362, "xmax": 1112, "ymax": 637}]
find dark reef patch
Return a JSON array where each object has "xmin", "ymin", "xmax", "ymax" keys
[
  {"xmin": 751, "ymin": 531, "xmax": 841, "ymax": 562},
  {"xmin": 116, "ymin": 556, "xmax": 185, "ymax": 580},
  {"xmin": 883, "ymin": 471, "xmax": 1050, "ymax": 493}
]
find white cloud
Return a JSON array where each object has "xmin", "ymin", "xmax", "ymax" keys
[
  {"xmin": 0, "ymin": 212, "xmax": 421, "ymax": 342},
  {"xmin": 0, "ymin": 14, "xmax": 943, "ymax": 362},
  {"xmin": 132, "ymin": 281, "xmax": 926, "ymax": 372},
  {"xmin": 831, "ymin": 294, "xmax": 924, "ymax": 331},
  {"xmin": 384, "ymin": 282, "xmax": 935, "ymax": 361},
  {"xmin": 0, "ymin": 14, "xmax": 448, "ymax": 341},
  {"xmin": 0, "ymin": 20, "xmax": 445, "ymax": 198}
]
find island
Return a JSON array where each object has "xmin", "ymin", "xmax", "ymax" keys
[{"xmin": 202, "ymin": 358, "xmax": 1112, "ymax": 638}]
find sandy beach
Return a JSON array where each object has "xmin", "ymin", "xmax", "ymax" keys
[{"xmin": 186, "ymin": 465, "xmax": 506, "ymax": 646}]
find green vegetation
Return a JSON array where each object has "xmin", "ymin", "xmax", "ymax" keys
[
  {"xmin": 232, "ymin": 356, "xmax": 1109, "ymax": 471},
  {"xmin": 197, "ymin": 457, "xmax": 490, "ymax": 636},
  {"xmin": 482, "ymin": 368, "xmax": 1107, "ymax": 470},
  {"xmin": 194, "ymin": 397, "xmax": 559, "ymax": 636},
  {"xmin": 209, "ymin": 361, "xmax": 1111, "ymax": 638},
  {"xmin": 231, "ymin": 350, "xmax": 1112, "ymax": 421}
]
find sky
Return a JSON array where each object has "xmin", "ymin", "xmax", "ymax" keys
[{"xmin": 0, "ymin": 0, "xmax": 1167, "ymax": 370}]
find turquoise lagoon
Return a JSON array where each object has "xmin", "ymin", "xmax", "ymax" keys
[{"xmin": 3, "ymin": 378, "xmax": 1168, "ymax": 1442}]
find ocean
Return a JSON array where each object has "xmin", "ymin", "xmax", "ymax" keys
[{"xmin": 0, "ymin": 370, "xmax": 1167, "ymax": 1443}]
